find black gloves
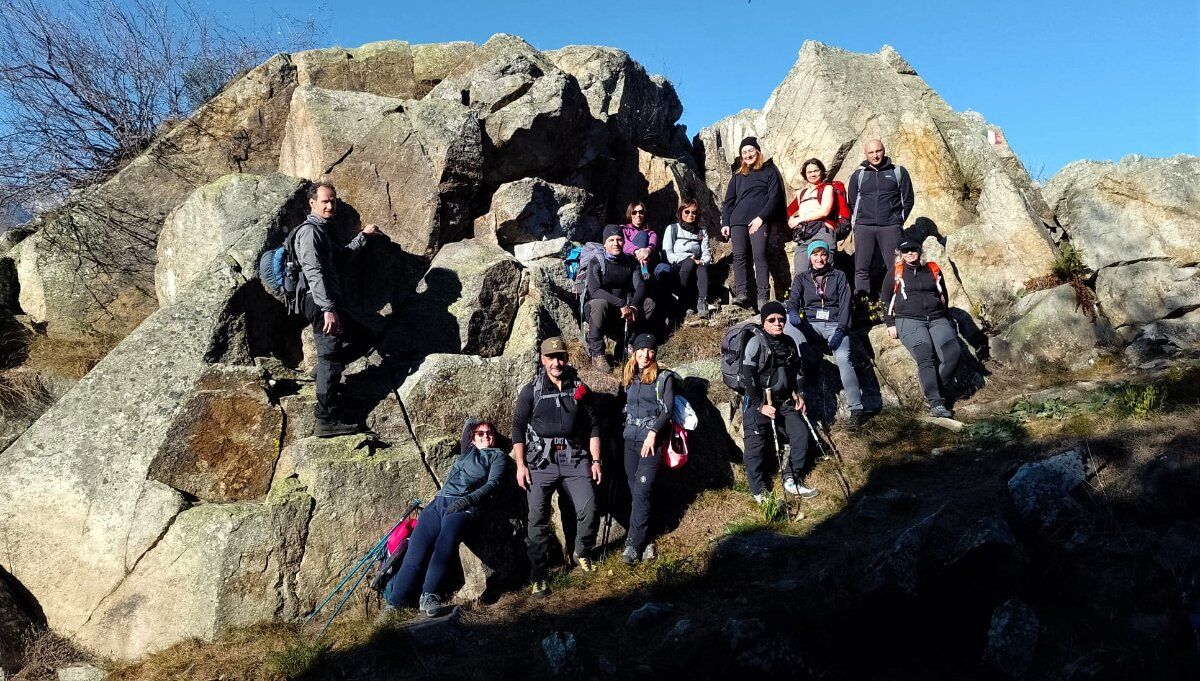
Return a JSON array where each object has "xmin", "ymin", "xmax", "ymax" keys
[{"xmin": 447, "ymin": 498, "xmax": 471, "ymax": 514}]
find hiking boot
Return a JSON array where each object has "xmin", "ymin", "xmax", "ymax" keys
[
  {"xmin": 641, "ymin": 542, "xmax": 657, "ymax": 562},
  {"xmin": 574, "ymin": 553, "xmax": 597, "ymax": 573},
  {"xmin": 697, "ymin": 303, "xmax": 711, "ymax": 320},
  {"xmin": 419, "ymin": 592, "xmax": 446, "ymax": 617},
  {"xmin": 753, "ymin": 492, "xmax": 765, "ymax": 505},
  {"xmin": 847, "ymin": 410, "xmax": 868, "ymax": 428},
  {"xmin": 930, "ymin": 405, "xmax": 954, "ymax": 419},
  {"xmin": 784, "ymin": 478, "xmax": 819, "ymax": 500},
  {"xmin": 731, "ymin": 295, "xmax": 751, "ymax": 309},
  {"xmin": 621, "ymin": 545, "xmax": 640, "ymax": 566},
  {"xmin": 530, "ymin": 579, "xmax": 550, "ymax": 598},
  {"xmin": 314, "ymin": 418, "xmax": 367, "ymax": 438},
  {"xmin": 590, "ymin": 354, "xmax": 610, "ymax": 372},
  {"xmin": 685, "ymin": 307, "xmax": 697, "ymax": 317}
]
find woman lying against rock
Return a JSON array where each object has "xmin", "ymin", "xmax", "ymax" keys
[{"xmin": 383, "ymin": 418, "xmax": 506, "ymax": 617}]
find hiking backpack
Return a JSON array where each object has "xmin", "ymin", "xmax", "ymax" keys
[
  {"xmin": 258, "ymin": 224, "xmax": 305, "ymax": 310},
  {"xmin": 367, "ymin": 514, "xmax": 419, "ymax": 593},
  {"xmin": 820, "ymin": 181, "xmax": 853, "ymax": 240},
  {"xmin": 572, "ymin": 241, "xmax": 608, "ymax": 297},
  {"xmin": 720, "ymin": 322, "xmax": 773, "ymax": 394},
  {"xmin": 887, "ymin": 261, "xmax": 944, "ymax": 316},
  {"xmin": 564, "ymin": 245, "xmax": 583, "ymax": 281},
  {"xmin": 651, "ymin": 369, "xmax": 697, "ymax": 470}
]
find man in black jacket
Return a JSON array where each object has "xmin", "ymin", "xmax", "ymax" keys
[
  {"xmin": 847, "ymin": 139, "xmax": 915, "ymax": 299},
  {"xmin": 513, "ymin": 337, "xmax": 603, "ymax": 597},
  {"xmin": 584, "ymin": 225, "xmax": 654, "ymax": 370}
]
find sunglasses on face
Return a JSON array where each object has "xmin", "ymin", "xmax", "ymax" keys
[
  {"xmin": 900, "ymin": 248, "xmax": 920, "ymax": 254},
  {"xmin": 682, "ymin": 210, "xmax": 697, "ymax": 215},
  {"xmin": 474, "ymin": 430, "xmax": 495, "ymax": 438},
  {"xmin": 765, "ymin": 316, "xmax": 786, "ymax": 323},
  {"xmin": 631, "ymin": 210, "xmax": 645, "ymax": 215}
]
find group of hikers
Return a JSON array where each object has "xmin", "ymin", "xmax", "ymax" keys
[{"xmin": 273, "ymin": 135, "xmax": 966, "ymax": 616}]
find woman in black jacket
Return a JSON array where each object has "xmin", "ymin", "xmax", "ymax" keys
[
  {"xmin": 619, "ymin": 333, "xmax": 675, "ymax": 565},
  {"xmin": 785, "ymin": 240, "xmax": 867, "ymax": 427},
  {"xmin": 721, "ymin": 136, "xmax": 785, "ymax": 310},
  {"xmin": 880, "ymin": 239, "xmax": 960, "ymax": 418},
  {"xmin": 384, "ymin": 418, "xmax": 507, "ymax": 616}
]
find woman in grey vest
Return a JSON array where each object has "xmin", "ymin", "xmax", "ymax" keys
[{"xmin": 619, "ymin": 333, "xmax": 675, "ymax": 565}]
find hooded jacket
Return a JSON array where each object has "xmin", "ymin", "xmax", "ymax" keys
[
  {"xmin": 786, "ymin": 266, "xmax": 852, "ymax": 331},
  {"xmin": 880, "ymin": 261, "xmax": 949, "ymax": 326},
  {"xmin": 846, "ymin": 157, "xmax": 915, "ymax": 228},
  {"xmin": 721, "ymin": 159, "xmax": 786, "ymax": 227},
  {"xmin": 438, "ymin": 419, "xmax": 508, "ymax": 504},
  {"xmin": 293, "ymin": 214, "xmax": 370, "ymax": 313}
]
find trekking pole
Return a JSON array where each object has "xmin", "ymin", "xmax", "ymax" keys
[
  {"xmin": 306, "ymin": 499, "xmax": 422, "ymax": 640},
  {"xmin": 800, "ymin": 408, "xmax": 852, "ymax": 502},
  {"xmin": 764, "ymin": 390, "xmax": 791, "ymax": 514}
]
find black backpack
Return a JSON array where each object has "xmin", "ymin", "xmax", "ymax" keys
[{"xmin": 720, "ymin": 322, "xmax": 773, "ymax": 394}]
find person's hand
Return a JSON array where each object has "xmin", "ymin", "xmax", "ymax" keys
[
  {"xmin": 828, "ymin": 329, "xmax": 845, "ymax": 352},
  {"xmin": 640, "ymin": 431, "xmax": 657, "ymax": 458},
  {"xmin": 516, "ymin": 464, "xmax": 531, "ymax": 491},
  {"xmin": 788, "ymin": 215, "xmax": 802, "ymax": 229},
  {"xmin": 787, "ymin": 309, "xmax": 802, "ymax": 328},
  {"xmin": 322, "ymin": 310, "xmax": 339, "ymax": 335},
  {"xmin": 760, "ymin": 404, "xmax": 776, "ymax": 419},
  {"xmin": 748, "ymin": 217, "xmax": 764, "ymax": 234},
  {"xmin": 447, "ymin": 498, "xmax": 470, "ymax": 514},
  {"xmin": 590, "ymin": 461, "xmax": 603, "ymax": 484},
  {"xmin": 720, "ymin": 225, "xmax": 730, "ymax": 240},
  {"xmin": 887, "ymin": 326, "xmax": 898, "ymax": 340},
  {"xmin": 362, "ymin": 223, "xmax": 378, "ymax": 235},
  {"xmin": 693, "ymin": 256, "xmax": 702, "ymax": 265},
  {"xmin": 795, "ymin": 395, "xmax": 807, "ymax": 415},
  {"xmin": 635, "ymin": 247, "xmax": 651, "ymax": 262},
  {"xmin": 620, "ymin": 305, "xmax": 637, "ymax": 322}
]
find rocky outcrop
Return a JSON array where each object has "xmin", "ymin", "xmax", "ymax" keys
[
  {"xmin": 292, "ymin": 40, "xmax": 476, "ymax": 99},
  {"xmin": 474, "ymin": 178, "xmax": 601, "ymax": 246},
  {"xmin": 1096, "ymin": 261, "xmax": 1200, "ymax": 331},
  {"xmin": 278, "ymin": 86, "xmax": 484, "ymax": 260},
  {"xmin": 992, "ymin": 285, "xmax": 1101, "ymax": 370},
  {"xmin": 396, "ymin": 239, "xmax": 523, "ymax": 358},
  {"xmin": 697, "ymin": 42, "xmax": 1056, "ymax": 316},
  {"xmin": 1044, "ymin": 155, "xmax": 1200, "ymax": 271}
]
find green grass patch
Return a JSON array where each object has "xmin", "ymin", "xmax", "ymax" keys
[
  {"xmin": 1113, "ymin": 383, "xmax": 1168, "ymax": 418},
  {"xmin": 267, "ymin": 639, "xmax": 327, "ymax": 679}
]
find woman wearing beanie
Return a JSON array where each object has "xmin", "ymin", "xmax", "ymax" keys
[
  {"xmin": 787, "ymin": 158, "xmax": 838, "ymax": 275},
  {"xmin": 619, "ymin": 333, "xmax": 675, "ymax": 564},
  {"xmin": 662, "ymin": 199, "xmax": 713, "ymax": 319},
  {"xmin": 785, "ymin": 240, "xmax": 867, "ymax": 427},
  {"xmin": 721, "ymin": 136, "xmax": 786, "ymax": 310},
  {"xmin": 880, "ymin": 239, "xmax": 960, "ymax": 418}
]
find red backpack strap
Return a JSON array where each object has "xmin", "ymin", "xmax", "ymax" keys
[{"xmin": 927, "ymin": 261, "xmax": 946, "ymax": 303}]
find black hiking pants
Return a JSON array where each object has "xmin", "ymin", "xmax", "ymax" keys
[
  {"xmin": 303, "ymin": 295, "xmax": 371, "ymax": 422},
  {"xmin": 622, "ymin": 428, "xmax": 664, "ymax": 552},
  {"xmin": 526, "ymin": 448, "xmax": 598, "ymax": 580},
  {"xmin": 584, "ymin": 298, "xmax": 658, "ymax": 358},
  {"xmin": 896, "ymin": 316, "xmax": 961, "ymax": 408},
  {"xmin": 853, "ymin": 223, "xmax": 903, "ymax": 297},
  {"xmin": 670, "ymin": 259, "xmax": 710, "ymax": 311},
  {"xmin": 741, "ymin": 397, "xmax": 809, "ymax": 496},
  {"xmin": 730, "ymin": 223, "xmax": 770, "ymax": 304}
]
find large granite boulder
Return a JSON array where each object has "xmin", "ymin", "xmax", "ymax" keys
[
  {"xmin": 1044, "ymin": 155, "xmax": 1200, "ymax": 270},
  {"xmin": 0, "ymin": 174, "xmax": 305, "ymax": 659},
  {"xmin": 992, "ymin": 285, "xmax": 1101, "ymax": 370},
  {"xmin": 16, "ymin": 54, "xmax": 301, "ymax": 338},
  {"xmin": 1095, "ymin": 261, "xmax": 1200, "ymax": 331},
  {"xmin": 292, "ymin": 40, "xmax": 476, "ymax": 99},
  {"xmin": 474, "ymin": 178, "xmax": 601, "ymax": 247},
  {"xmin": 278, "ymin": 85, "xmax": 484, "ymax": 261},
  {"xmin": 395, "ymin": 239, "xmax": 523, "ymax": 358},
  {"xmin": 613, "ymin": 150, "xmax": 722, "ymax": 234},
  {"xmin": 545, "ymin": 45, "xmax": 683, "ymax": 155},
  {"xmin": 427, "ymin": 34, "xmax": 598, "ymax": 186},
  {"xmin": 694, "ymin": 109, "xmax": 766, "ymax": 199},
  {"xmin": 156, "ymin": 173, "xmax": 308, "ymax": 306},
  {"xmin": 696, "ymin": 42, "xmax": 1056, "ymax": 317}
]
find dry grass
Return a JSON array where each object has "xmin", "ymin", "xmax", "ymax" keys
[
  {"xmin": 657, "ymin": 323, "xmax": 725, "ymax": 368},
  {"xmin": 24, "ymin": 332, "xmax": 120, "ymax": 380},
  {"xmin": 0, "ymin": 369, "xmax": 55, "ymax": 419},
  {"xmin": 12, "ymin": 628, "xmax": 91, "ymax": 680}
]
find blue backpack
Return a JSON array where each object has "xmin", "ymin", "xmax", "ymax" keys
[
  {"xmin": 564, "ymin": 245, "xmax": 583, "ymax": 281},
  {"xmin": 258, "ymin": 224, "xmax": 304, "ymax": 311}
]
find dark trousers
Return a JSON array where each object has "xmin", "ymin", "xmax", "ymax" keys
[
  {"xmin": 384, "ymin": 495, "xmax": 475, "ymax": 605},
  {"xmin": 302, "ymin": 295, "xmax": 371, "ymax": 422},
  {"xmin": 741, "ymin": 397, "xmax": 809, "ymax": 496},
  {"xmin": 670, "ymin": 259, "xmax": 710, "ymax": 310},
  {"xmin": 853, "ymin": 223, "xmax": 903, "ymax": 297},
  {"xmin": 622, "ymin": 430, "xmax": 663, "ymax": 551},
  {"xmin": 526, "ymin": 449, "xmax": 597, "ymax": 580},
  {"xmin": 896, "ymin": 317, "xmax": 961, "ymax": 408},
  {"xmin": 584, "ymin": 297, "xmax": 658, "ymax": 357},
  {"xmin": 793, "ymin": 227, "xmax": 837, "ymax": 274},
  {"xmin": 730, "ymin": 224, "xmax": 771, "ymax": 303}
]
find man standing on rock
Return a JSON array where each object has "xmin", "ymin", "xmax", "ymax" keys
[
  {"xmin": 585, "ymin": 225, "xmax": 652, "ymax": 370},
  {"xmin": 513, "ymin": 336, "xmax": 603, "ymax": 598},
  {"xmin": 847, "ymin": 138, "xmax": 915, "ymax": 301},
  {"xmin": 294, "ymin": 181, "xmax": 384, "ymax": 438}
]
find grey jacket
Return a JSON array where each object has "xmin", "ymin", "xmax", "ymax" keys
[
  {"xmin": 292, "ymin": 214, "xmax": 368, "ymax": 313},
  {"xmin": 662, "ymin": 222, "xmax": 712, "ymax": 265}
]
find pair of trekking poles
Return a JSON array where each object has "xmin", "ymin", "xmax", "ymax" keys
[{"xmin": 763, "ymin": 389, "xmax": 852, "ymax": 512}]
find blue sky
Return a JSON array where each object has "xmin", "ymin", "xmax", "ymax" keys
[{"xmin": 226, "ymin": 0, "xmax": 1197, "ymax": 180}]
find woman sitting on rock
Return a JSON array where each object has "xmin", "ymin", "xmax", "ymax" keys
[
  {"xmin": 881, "ymin": 238, "xmax": 960, "ymax": 419},
  {"xmin": 662, "ymin": 199, "xmax": 713, "ymax": 319},
  {"xmin": 384, "ymin": 418, "xmax": 507, "ymax": 616},
  {"xmin": 619, "ymin": 333, "xmax": 675, "ymax": 565},
  {"xmin": 621, "ymin": 201, "xmax": 659, "ymax": 273},
  {"xmin": 787, "ymin": 158, "xmax": 837, "ymax": 275},
  {"xmin": 785, "ymin": 240, "xmax": 867, "ymax": 427}
]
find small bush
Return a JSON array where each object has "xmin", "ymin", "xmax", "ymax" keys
[
  {"xmin": 965, "ymin": 417, "xmax": 1027, "ymax": 447},
  {"xmin": 1051, "ymin": 243, "xmax": 1088, "ymax": 282},
  {"xmin": 13, "ymin": 628, "xmax": 89, "ymax": 680},
  {"xmin": 1113, "ymin": 384, "xmax": 1168, "ymax": 418},
  {"xmin": 266, "ymin": 640, "xmax": 326, "ymax": 679}
]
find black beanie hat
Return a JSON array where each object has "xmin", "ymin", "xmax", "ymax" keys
[
  {"xmin": 760, "ymin": 301, "xmax": 785, "ymax": 323},
  {"xmin": 631, "ymin": 333, "xmax": 657, "ymax": 351},
  {"xmin": 602, "ymin": 224, "xmax": 622, "ymax": 241},
  {"xmin": 739, "ymin": 136, "xmax": 761, "ymax": 152}
]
